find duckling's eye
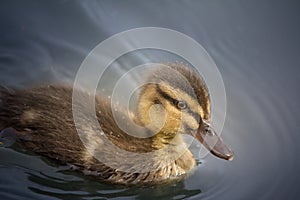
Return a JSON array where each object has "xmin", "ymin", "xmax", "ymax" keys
[{"xmin": 176, "ymin": 100, "xmax": 187, "ymax": 110}]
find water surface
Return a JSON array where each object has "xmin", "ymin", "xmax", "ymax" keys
[{"xmin": 0, "ymin": 0, "xmax": 300, "ymax": 199}]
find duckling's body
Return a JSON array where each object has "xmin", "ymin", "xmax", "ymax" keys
[
  {"xmin": 0, "ymin": 63, "xmax": 233, "ymax": 185},
  {"xmin": 0, "ymin": 85, "xmax": 194, "ymax": 185}
]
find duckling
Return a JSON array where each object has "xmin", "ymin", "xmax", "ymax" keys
[{"xmin": 0, "ymin": 63, "xmax": 233, "ymax": 185}]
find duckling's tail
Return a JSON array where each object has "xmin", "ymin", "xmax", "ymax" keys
[
  {"xmin": 0, "ymin": 86, "xmax": 14, "ymax": 131},
  {"xmin": 0, "ymin": 86, "xmax": 12, "ymax": 97}
]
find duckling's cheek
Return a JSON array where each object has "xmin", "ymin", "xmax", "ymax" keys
[
  {"xmin": 182, "ymin": 113, "xmax": 199, "ymax": 130},
  {"xmin": 160, "ymin": 111, "xmax": 180, "ymax": 133}
]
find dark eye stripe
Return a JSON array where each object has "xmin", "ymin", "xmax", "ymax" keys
[
  {"xmin": 156, "ymin": 85, "xmax": 178, "ymax": 107},
  {"xmin": 156, "ymin": 85, "xmax": 201, "ymax": 123}
]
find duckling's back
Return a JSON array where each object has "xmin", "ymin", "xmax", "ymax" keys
[
  {"xmin": 0, "ymin": 86, "xmax": 84, "ymax": 157},
  {"xmin": 0, "ymin": 85, "xmax": 120, "ymax": 181}
]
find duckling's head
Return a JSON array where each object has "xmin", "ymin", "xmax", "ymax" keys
[{"xmin": 137, "ymin": 63, "xmax": 233, "ymax": 160}]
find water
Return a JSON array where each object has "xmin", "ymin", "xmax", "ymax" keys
[{"xmin": 0, "ymin": 0, "xmax": 300, "ymax": 199}]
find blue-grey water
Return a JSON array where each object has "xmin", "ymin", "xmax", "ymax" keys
[{"xmin": 1, "ymin": 0, "xmax": 300, "ymax": 199}]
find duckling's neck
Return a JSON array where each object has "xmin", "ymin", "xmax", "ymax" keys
[{"xmin": 151, "ymin": 132, "xmax": 196, "ymax": 173}]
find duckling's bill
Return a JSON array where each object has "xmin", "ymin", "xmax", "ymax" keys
[{"xmin": 195, "ymin": 120, "xmax": 234, "ymax": 161}]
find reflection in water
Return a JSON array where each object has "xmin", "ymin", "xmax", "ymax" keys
[
  {"xmin": 0, "ymin": 144, "xmax": 201, "ymax": 199},
  {"xmin": 28, "ymin": 171, "xmax": 201, "ymax": 200},
  {"xmin": 0, "ymin": 0, "xmax": 300, "ymax": 199}
]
